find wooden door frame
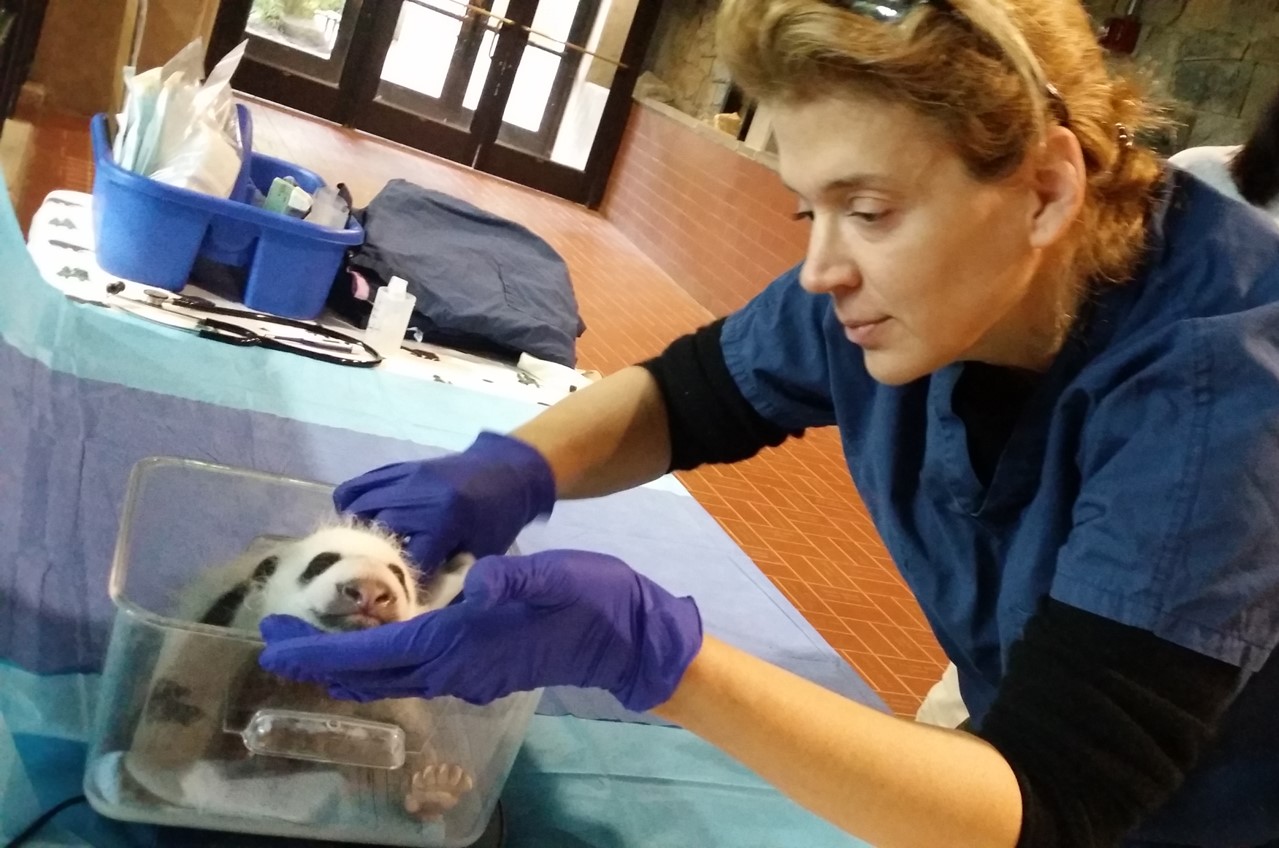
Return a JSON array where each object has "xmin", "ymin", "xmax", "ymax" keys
[
  {"xmin": 0, "ymin": 0, "xmax": 50, "ymax": 123},
  {"xmin": 581, "ymin": 0, "xmax": 664, "ymax": 207},
  {"xmin": 208, "ymin": 0, "xmax": 380, "ymax": 123}
]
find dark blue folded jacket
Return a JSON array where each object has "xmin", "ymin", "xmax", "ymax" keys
[{"xmin": 344, "ymin": 180, "xmax": 585, "ymax": 366}]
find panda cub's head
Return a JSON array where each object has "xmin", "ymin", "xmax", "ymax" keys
[
  {"xmin": 201, "ymin": 524, "xmax": 426, "ymax": 633},
  {"xmin": 255, "ymin": 525, "xmax": 423, "ymax": 632}
]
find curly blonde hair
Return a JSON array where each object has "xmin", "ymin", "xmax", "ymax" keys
[{"xmin": 717, "ymin": 0, "xmax": 1165, "ymax": 285}]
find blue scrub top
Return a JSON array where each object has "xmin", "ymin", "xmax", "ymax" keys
[{"xmin": 720, "ymin": 170, "xmax": 1279, "ymax": 847}]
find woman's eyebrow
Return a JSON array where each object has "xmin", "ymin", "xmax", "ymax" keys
[{"xmin": 782, "ymin": 174, "xmax": 897, "ymax": 197}]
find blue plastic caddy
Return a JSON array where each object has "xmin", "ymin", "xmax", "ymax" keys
[{"xmin": 89, "ymin": 105, "xmax": 364, "ymax": 319}]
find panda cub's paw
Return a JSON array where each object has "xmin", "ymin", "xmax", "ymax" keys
[{"xmin": 404, "ymin": 762, "xmax": 475, "ymax": 821}]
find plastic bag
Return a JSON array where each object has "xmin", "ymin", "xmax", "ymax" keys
[
  {"xmin": 113, "ymin": 39, "xmax": 248, "ymax": 199},
  {"xmin": 148, "ymin": 118, "xmax": 243, "ymax": 196},
  {"xmin": 192, "ymin": 39, "xmax": 246, "ymax": 141},
  {"xmin": 114, "ymin": 37, "xmax": 204, "ymax": 173},
  {"xmin": 114, "ymin": 66, "xmax": 160, "ymax": 171}
]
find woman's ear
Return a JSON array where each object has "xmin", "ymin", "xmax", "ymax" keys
[{"xmin": 1028, "ymin": 125, "xmax": 1087, "ymax": 249}]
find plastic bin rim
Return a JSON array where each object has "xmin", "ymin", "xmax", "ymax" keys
[{"xmin": 109, "ymin": 455, "xmax": 335, "ymax": 644}]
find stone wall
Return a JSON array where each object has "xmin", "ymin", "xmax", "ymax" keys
[
  {"xmin": 644, "ymin": 0, "xmax": 1279, "ymax": 149},
  {"xmin": 643, "ymin": 0, "xmax": 732, "ymax": 120},
  {"xmin": 1084, "ymin": 0, "xmax": 1279, "ymax": 147}
]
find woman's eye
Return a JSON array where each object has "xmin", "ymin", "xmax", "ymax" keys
[
  {"xmin": 790, "ymin": 204, "xmax": 888, "ymax": 223},
  {"xmin": 847, "ymin": 205, "xmax": 889, "ymax": 223}
]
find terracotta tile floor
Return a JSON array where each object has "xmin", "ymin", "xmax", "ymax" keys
[{"xmin": 13, "ymin": 99, "xmax": 947, "ymax": 716}]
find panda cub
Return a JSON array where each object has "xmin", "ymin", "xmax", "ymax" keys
[{"xmin": 125, "ymin": 522, "xmax": 477, "ymax": 826}]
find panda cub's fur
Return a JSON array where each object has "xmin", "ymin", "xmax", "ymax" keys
[{"xmin": 176, "ymin": 521, "xmax": 473, "ymax": 633}]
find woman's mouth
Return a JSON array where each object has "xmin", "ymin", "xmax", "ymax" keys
[{"xmin": 842, "ymin": 317, "xmax": 890, "ymax": 347}]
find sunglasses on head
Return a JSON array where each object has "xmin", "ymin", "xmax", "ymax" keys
[{"xmin": 831, "ymin": 0, "xmax": 1072, "ymax": 128}]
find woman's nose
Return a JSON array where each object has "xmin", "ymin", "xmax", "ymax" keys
[{"xmin": 799, "ymin": 219, "xmax": 860, "ymax": 294}]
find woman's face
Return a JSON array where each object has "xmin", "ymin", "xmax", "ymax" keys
[{"xmin": 774, "ymin": 94, "xmax": 1072, "ymax": 385}]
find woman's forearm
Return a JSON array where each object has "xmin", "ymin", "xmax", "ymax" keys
[
  {"xmin": 654, "ymin": 636, "xmax": 1024, "ymax": 848},
  {"xmin": 511, "ymin": 366, "xmax": 673, "ymax": 499}
]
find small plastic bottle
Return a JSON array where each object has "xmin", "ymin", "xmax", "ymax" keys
[{"xmin": 365, "ymin": 276, "xmax": 417, "ymax": 357}]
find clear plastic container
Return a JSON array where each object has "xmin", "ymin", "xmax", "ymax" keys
[
  {"xmin": 365, "ymin": 275, "xmax": 418, "ymax": 357},
  {"xmin": 85, "ymin": 457, "xmax": 538, "ymax": 847}
]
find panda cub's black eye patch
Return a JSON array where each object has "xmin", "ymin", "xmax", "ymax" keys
[
  {"xmin": 386, "ymin": 563, "xmax": 407, "ymax": 593},
  {"xmin": 299, "ymin": 552, "xmax": 342, "ymax": 584},
  {"xmin": 252, "ymin": 555, "xmax": 278, "ymax": 584}
]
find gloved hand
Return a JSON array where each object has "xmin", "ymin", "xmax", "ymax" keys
[
  {"xmin": 259, "ymin": 550, "xmax": 703, "ymax": 712},
  {"xmin": 334, "ymin": 432, "xmax": 556, "ymax": 573}
]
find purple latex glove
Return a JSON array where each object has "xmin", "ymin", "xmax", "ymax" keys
[
  {"xmin": 334, "ymin": 432, "xmax": 555, "ymax": 573},
  {"xmin": 258, "ymin": 550, "xmax": 703, "ymax": 712}
]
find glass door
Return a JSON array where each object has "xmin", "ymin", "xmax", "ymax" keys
[
  {"xmin": 364, "ymin": 0, "xmax": 595, "ymax": 163},
  {"xmin": 350, "ymin": 0, "xmax": 527, "ymax": 167},
  {"xmin": 478, "ymin": 0, "xmax": 649, "ymax": 203},
  {"xmin": 376, "ymin": 0, "xmax": 503, "ymax": 131},
  {"xmin": 243, "ymin": 0, "xmax": 356, "ymax": 79},
  {"xmin": 208, "ymin": 0, "xmax": 659, "ymax": 206},
  {"xmin": 209, "ymin": 0, "xmax": 370, "ymax": 121}
]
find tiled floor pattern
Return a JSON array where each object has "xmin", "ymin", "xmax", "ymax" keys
[{"xmin": 12, "ymin": 100, "xmax": 947, "ymax": 716}]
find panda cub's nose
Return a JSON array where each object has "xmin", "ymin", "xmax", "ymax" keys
[{"xmin": 339, "ymin": 578, "xmax": 395, "ymax": 611}]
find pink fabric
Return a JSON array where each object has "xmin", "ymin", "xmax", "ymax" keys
[{"xmin": 350, "ymin": 270, "xmax": 372, "ymax": 301}]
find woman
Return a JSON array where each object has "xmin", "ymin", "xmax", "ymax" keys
[
  {"xmin": 259, "ymin": 1, "xmax": 1279, "ymax": 846},
  {"xmin": 1170, "ymin": 83, "xmax": 1279, "ymax": 221}
]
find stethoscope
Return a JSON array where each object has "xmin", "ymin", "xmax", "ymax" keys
[{"xmin": 94, "ymin": 281, "xmax": 384, "ymax": 367}]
